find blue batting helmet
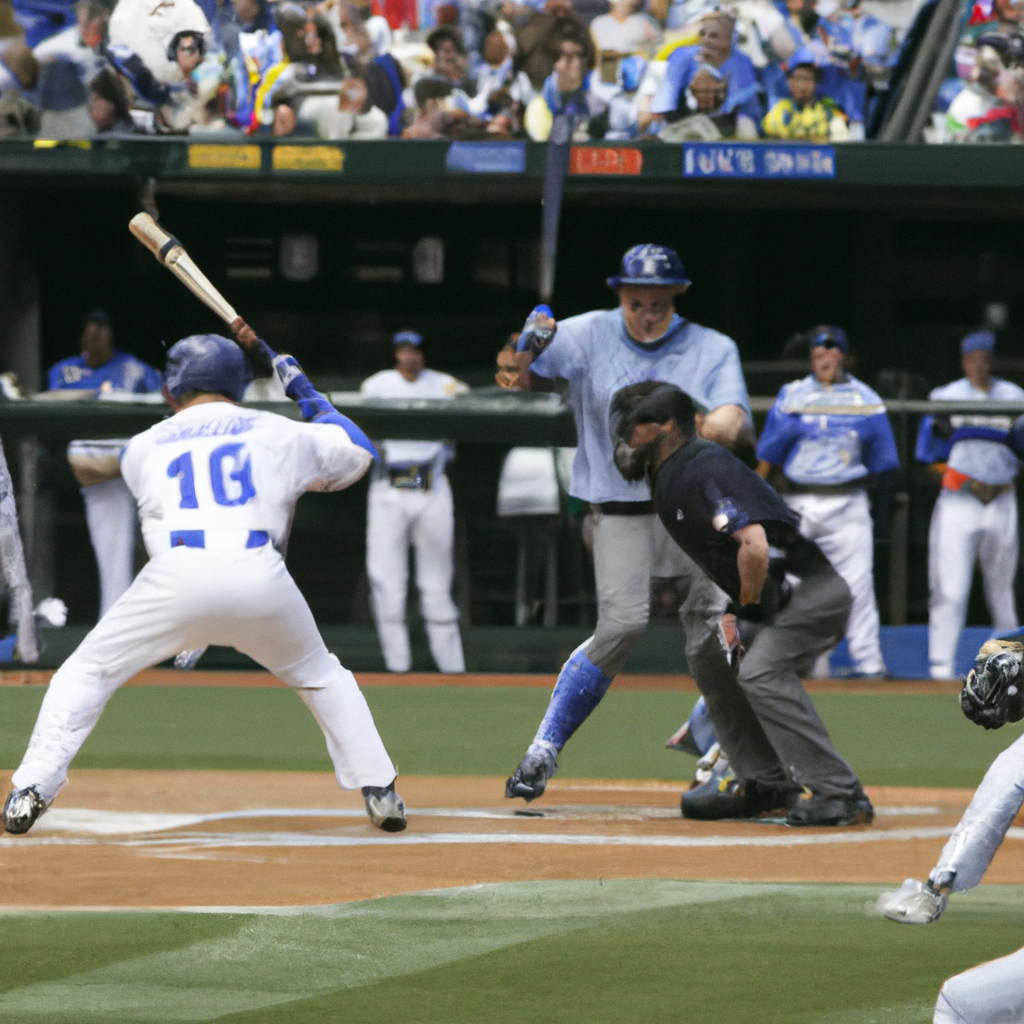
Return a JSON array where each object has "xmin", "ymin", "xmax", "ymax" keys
[
  {"xmin": 165, "ymin": 334, "xmax": 247, "ymax": 402},
  {"xmin": 607, "ymin": 244, "xmax": 691, "ymax": 290}
]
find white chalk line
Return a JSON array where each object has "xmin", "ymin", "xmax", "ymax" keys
[{"xmin": 0, "ymin": 826, "xmax": 971, "ymax": 850}]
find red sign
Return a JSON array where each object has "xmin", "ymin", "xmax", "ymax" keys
[{"xmin": 569, "ymin": 147, "xmax": 643, "ymax": 175}]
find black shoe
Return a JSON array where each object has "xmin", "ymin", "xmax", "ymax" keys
[
  {"xmin": 3, "ymin": 786, "xmax": 47, "ymax": 835},
  {"xmin": 505, "ymin": 742, "xmax": 557, "ymax": 802},
  {"xmin": 785, "ymin": 790, "xmax": 874, "ymax": 827},
  {"xmin": 681, "ymin": 771, "xmax": 795, "ymax": 821}
]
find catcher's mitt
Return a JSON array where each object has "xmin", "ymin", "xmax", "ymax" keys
[{"xmin": 961, "ymin": 639, "xmax": 1024, "ymax": 730}]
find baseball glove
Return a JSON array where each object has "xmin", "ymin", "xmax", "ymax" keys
[{"xmin": 961, "ymin": 639, "xmax": 1024, "ymax": 730}]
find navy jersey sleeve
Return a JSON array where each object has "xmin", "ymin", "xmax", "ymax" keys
[{"xmin": 915, "ymin": 416, "xmax": 951, "ymax": 464}]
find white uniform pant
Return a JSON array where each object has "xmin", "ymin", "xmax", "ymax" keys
[
  {"xmin": 366, "ymin": 476, "xmax": 465, "ymax": 673},
  {"xmin": 11, "ymin": 543, "xmax": 396, "ymax": 802},
  {"xmin": 928, "ymin": 488, "xmax": 1019, "ymax": 679},
  {"xmin": 784, "ymin": 490, "xmax": 885, "ymax": 676},
  {"xmin": 934, "ymin": 945, "xmax": 1024, "ymax": 1023},
  {"xmin": 82, "ymin": 477, "xmax": 137, "ymax": 618}
]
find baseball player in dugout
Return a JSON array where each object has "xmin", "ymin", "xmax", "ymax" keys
[
  {"xmin": 496, "ymin": 243, "xmax": 754, "ymax": 805},
  {"xmin": 611, "ymin": 382, "xmax": 873, "ymax": 827},
  {"xmin": 45, "ymin": 310, "xmax": 162, "ymax": 618},
  {"xmin": 916, "ymin": 329, "xmax": 1024, "ymax": 679},
  {"xmin": 880, "ymin": 631, "xmax": 1024, "ymax": 1023},
  {"xmin": 3, "ymin": 322, "xmax": 406, "ymax": 836},
  {"xmin": 756, "ymin": 326, "xmax": 899, "ymax": 677},
  {"xmin": 360, "ymin": 331, "xmax": 468, "ymax": 674}
]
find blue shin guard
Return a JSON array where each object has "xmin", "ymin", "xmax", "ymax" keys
[
  {"xmin": 686, "ymin": 696, "xmax": 719, "ymax": 756},
  {"xmin": 536, "ymin": 648, "xmax": 613, "ymax": 750}
]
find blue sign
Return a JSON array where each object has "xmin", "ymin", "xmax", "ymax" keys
[
  {"xmin": 682, "ymin": 143, "xmax": 835, "ymax": 179},
  {"xmin": 446, "ymin": 141, "xmax": 526, "ymax": 174}
]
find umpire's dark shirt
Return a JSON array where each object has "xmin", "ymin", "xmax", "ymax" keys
[{"xmin": 652, "ymin": 438, "xmax": 827, "ymax": 605}]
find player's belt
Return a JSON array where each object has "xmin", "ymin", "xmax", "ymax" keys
[
  {"xmin": 169, "ymin": 530, "xmax": 270, "ymax": 549},
  {"xmin": 788, "ymin": 482, "xmax": 862, "ymax": 496},
  {"xmin": 385, "ymin": 464, "xmax": 435, "ymax": 490},
  {"xmin": 590, "ymin": 501, "xmax": 655, "ymax": 515},
  {"xmin": 941, "ymin": 467, "xmax": 1014, "ymax": 505}
]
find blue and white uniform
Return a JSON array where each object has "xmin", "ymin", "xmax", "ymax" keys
[
  {"xmin": 360, "ymin": 364, "xmax": 468, "ymax": 674},
  {"xmin": 758, "ymin": 373, "xmax": 898, "ymax": 675},
  {"xmin": 48, "ymin": 349, "xmax": 162, "ymax": 619},
  {"xmin": 10, "ymin": 400, "xmax": 397, "ymax": 807},
  {"xmin": 515, "ymin": 300, "xmax": 755, "ymax": 785},
  {"xmin": 916, "ymin": 375, "xmax": 1024, "ymax": 678}
]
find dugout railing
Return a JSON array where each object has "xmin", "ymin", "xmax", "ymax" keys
[{"xmin": 2, "ymin": 392, "xmax": 1023, "ymax": 632}]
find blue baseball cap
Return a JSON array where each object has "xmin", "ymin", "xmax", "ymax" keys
[
  {"xmin": 810, "ymin": 325, "xmax": 848, "ymax": 354},
  {"xmin": 165, "ymin": 334, "xmax": 247, "ymax": 402},
  {"xmin": 961, "ymin": 329, "xmax": 995, "ymax": 354},
  {"xmin": 607, "ymin": 244, "xmax": 691, "ymax": 290},
  {"xmin": 393, "ymin": 330, "xmax": 424, "ymax": 347}
]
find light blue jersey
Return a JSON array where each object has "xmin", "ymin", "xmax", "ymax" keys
[
  {"xmin": 757, "ymin": 374, "xmax": 898, "ymax": 485},
  {"xmin": 531, "ymin": 309, "xmax": 749, "ymax": 503},
  {"xmin": 916, "ymin": 377, "xmax": 1024, "ymax": 485}
]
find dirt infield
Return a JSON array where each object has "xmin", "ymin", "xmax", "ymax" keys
[
  {"xmin": 0, "ymin": 770, "xmax": 1016, "ymax": 910},
  {"xmin": 0, "ymin": 669, "xmax": 964, "ymax": 694}
]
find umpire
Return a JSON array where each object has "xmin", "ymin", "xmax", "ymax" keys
[{"xmin": 611, "ymin": 381, "xmax": 873, "ymax": 827}]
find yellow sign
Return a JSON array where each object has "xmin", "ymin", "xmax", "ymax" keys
[
  {"xmin": 272, "ymin": 145, "xmax": 344, "ymax": 172},
  {"xmin": 187, "ymin": 144, "xmax": 261, "ymax": 170},
  {"xmin": 33, "ymin": 139, "xmax": 91, "ymax": 150}
]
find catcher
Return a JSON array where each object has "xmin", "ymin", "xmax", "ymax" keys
[{"xmin": 879, "ymin": 635, "xmax": 1024, "ymax": 1024}]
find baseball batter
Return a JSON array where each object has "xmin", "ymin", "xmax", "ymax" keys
[
  {"xmin": 360, "ymin": 331, "xmax": 467, "ymax": 674},
  {"xmin": 498, "ymin": 244, "xmax": 761, "ymax": 803},
  {"xmin": 879, "ymin": 632, "xmax": 1024, "ymax": 1022},
  {"xmin": 916, "ymin": 330, "xmax": 1024, "ymax": 679},
  {"xmin": 757, "ymin": 326, "xmax": 898, "ymax": 676},
  {"xmin": 48, "ymin": 311, "xmax": 162, "ymax": 618},
  {"xmin": 4, "ymin": 325, "xmax": 406, "ymax": 835}
]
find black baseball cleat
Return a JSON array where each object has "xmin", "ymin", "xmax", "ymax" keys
[
  {"xmin": 785, "ymin": 790, "xmax": 874, "ymax": 827},
  {"xmin": 681, "ymin": 769, "xmax": 796, "ymax": 821},
  {"xmin": 3, "ymin": 786, "xmax": 47, "ymax": 835},
  {"xmin": 362, "ymin": 780, "xmax": 407, "ymax": 832},
  {"xmin": 505, "ymin": 742, "xmax": 558, "ymax": 802}
]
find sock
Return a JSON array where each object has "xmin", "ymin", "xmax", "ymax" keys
[{"xmin": 535, "ymin": 648, "xmax": 612, "ymax": 749}]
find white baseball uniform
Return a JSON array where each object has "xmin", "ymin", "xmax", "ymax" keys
[
  {"xmin": 758, "ymin": 373, "xmax": 899, "ymax": 676},
  {"xmin": 917, "ymin": 378, "xmax": 1024, "ymax": 679},
  {"xmin": 11, "ymin": 401, "xmax": 397, "ymax": 803},
  {"xmin": 360, "ymin": 368, "xmax": 467, "ymax": 673}
]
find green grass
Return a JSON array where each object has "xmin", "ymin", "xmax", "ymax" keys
[
  {"xmin": 0, "ymin": 684, "xmax": 1020, "ymax": 787},
  {"xmin": 0, "ymin": 881, "xmax": 1020, "ymax": 1023},
  {"xmin": 0, "ymin": 685, "xmax": 1020, "ymax": 787}
]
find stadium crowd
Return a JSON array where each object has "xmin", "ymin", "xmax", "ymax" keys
[{"xmin": 0, "ymin": 0, "xmax": 1020, "ymax": 143}]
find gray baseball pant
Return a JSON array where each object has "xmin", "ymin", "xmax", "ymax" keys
[
  {"xmin": 586, "ymin": 511, "xmax": 786, "ymax": 786},
  {"xmin": 738, "ymin": 563, "xmax": 863, "ymax": 798},
  {"xmin": 934, "ymin": 945, "xmax": 1024, "ymax": 1023}
]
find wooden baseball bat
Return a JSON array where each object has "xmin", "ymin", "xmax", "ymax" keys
[{"xmin": 129, "ymin": 212, "xmax": 238, "ymax": 326}]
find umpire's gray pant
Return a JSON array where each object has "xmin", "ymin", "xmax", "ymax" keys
[
  {"xmin": 738, "ymin": 563, "xmax": 863, "ymax": 798},
  {"xmin": 586, "ymin": 512, "xmax": 785, "ymax": 786}
]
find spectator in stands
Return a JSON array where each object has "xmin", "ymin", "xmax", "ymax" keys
[
  {"xmin": 514, "ymin": 0, "xmax": 590, "ymax": 92},
  {"xmin": 11, "ymin": 0, "xmax": 76, "ymax": 48},
  {"xmin": 650, "ymin": 10, "xmax": 762, "ymax": 136},
  {"xmin": 47, "ymin": 310, "xmax": 161, "ymax": 618},
  {"xmin": 660, "ymin": 62, "xmax": 757, "ymax": 139},
  {"xmin": 756, "ymin": 326, "xmax": 897, "ymax": 678},
  {"xmin": 944, "ymin": 38, "xmax": 1024, "ymax": 141},
  {"xmin": 763, "ymin": 51, "xmax": 850, "ymax": 140},
  {"xmin": 524, "ymin": 21, "xmax": 635, "ymax": 138},
  {"xmin": 32, "ymin": 0, "xmax": 109, "ymax": 91},
  {"xmin": 222, "ymin": 0, "xmax": 284, "ymax": 130},
  {"xmin": 427, "ymin": 25, "xmax": 476, "ymax": 95},
  {"xmin": 274, "ymin": 66, "xmax": 389, "ymax": 137},
  {"xmin": 589, "ymin": 0, "xmax": 661, "ymax": 57},
  {"xmin": 87, "ymin": 64, "xmax": 132, "ymax": 131},
  {"xmin": 0, "ymin": 41, "xmax": 40, "ymax": 137},
  {"xmin": 403, "ymin": 72, "xmax": 499, "ymax": 136},
  {"xmin": 468, "ymin": 27, "xmax": 517, "ymax": 113},
  {"xmin": 916, "ymin": 331, "xmax": 1024, "ymax": 679}
]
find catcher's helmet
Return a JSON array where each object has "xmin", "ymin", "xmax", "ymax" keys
[
  {"xmin": 607, "ymin": 244, "xmax": 691, "ymax": 290},
  {"xmin": 165, "ymin": 334, "xmax": 247, "ymax": 402}
]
